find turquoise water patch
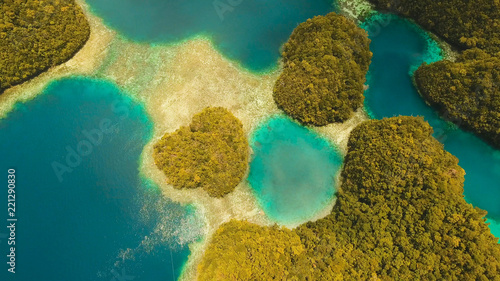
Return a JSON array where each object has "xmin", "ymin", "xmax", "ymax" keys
[
  {"xmin": 248, "ymin": 116, "xmax": 343, "ymax": 225},
  {"xmin": 84, "ymin": 0, "xmax": 335, "ymax": 72},
  {"xmin": 362, "ymin": 13, "xmax": 500, "ymax": 239},
  {"xmin": 487, "ymin": 218, "xmax": 500, "ymax": 241},
  {"xmin": 0, "ymin": 77, "xmax": 202, "ymax": 280}
]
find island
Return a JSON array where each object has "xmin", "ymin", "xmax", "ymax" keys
[
  {"xmin": 415, "ymin": 48, "xmax": 500, "ymax": 149},
  {"xmin": 197, "ymin": 117, "xmax": 500, "ymax": 280},
  {"xmin": 0, "ymin": 0, "xmax": 90, "ymax": 93},
  {"xmin": 273, "ymin": 12, "xmax": 372, "ymax": 126},
  {"xmin": 154, "ymin": 107, "xmax": 249, "ymax": 198}
]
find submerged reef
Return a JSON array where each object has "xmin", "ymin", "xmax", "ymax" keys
[
  {"xmin": 153, "ymin": 107, "xmax": 248, "ymax": 198},
  {"xmin": 0, "ymin": 0, "xmax": 90, "ymax": 93},
  {"xmin": 368, "ymin": 0, "xmax": 500, "ymax": 54},
  {"xmin": 273, "ymin": 12, "xmax": 372, "ymax": 126},
  {"xmin": 198, "ymin": 117, "xmax": 500, "ymax": 280},
  {"xmin": 415, "ymin": 48, "xmax": 500, "ymax": 150}
]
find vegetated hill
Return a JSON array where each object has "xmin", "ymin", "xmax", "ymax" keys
[
  {"xmin": 0, "ymin": 0, "xmax": 90, "ymax": 93},
  {"xmin": 368, "ymin": 0, "xmax": 500, "ymax": 54},
  {"xmin": 415, "ymin": 48, "xmax": 500, "ymax": 149},
  {"xmin": 197, "ymin": 117, "xmax": 500, "ymax": 280},
  {"xmin": 273, "ymin": 12, "xmax": 372, "ymax": 126},
  {"xmin": 154, "ymin": 107, "xmax": 248, "ymax": 198}
]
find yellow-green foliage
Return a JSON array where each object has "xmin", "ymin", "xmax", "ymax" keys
[
  {"xmin": 0, "ymin": 0, "xmax": 90, "ymax": 93},
  {"xmin": 153, "ymin": 107, "xmax": 248, "ymax": 198},
  {"xmin": 197, "ymin": 220, "xmax": 305, "ymax": 281},
  {"xmin": 415, "ymin": 48, "xmax": 500, "ymax": 149},
  {"xmin": 198, "ymin": 117, "xmax": 500, "ymax": 280},
  {"xmin": 369, "ymin": 0, "xmax": 500, "ymax": 54},
  {"xmin": 296, "ymin": 117, "xmax": 500, "ymax": 280},
  {"xmin": 273, "ymin": 12, "xmax": 372, "ymax": 126}
]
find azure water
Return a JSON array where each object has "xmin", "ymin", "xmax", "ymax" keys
[
  {"xmin": 0, "ymin": 78, "xmax": 201, "ymax": 280},
  {"xmin": 84, "ymin": 0, "xmax": 335, "ymax": 72},
  {"xmin": 362, "ymin": 14, "xmax": 500, "ymax": 239},
  {"xmin": 248, "ymin": 116, "xmax": 343, "ymax": 225}
]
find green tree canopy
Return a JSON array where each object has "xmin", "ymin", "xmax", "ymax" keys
[
  {"xmin": 0, "ymin": 0, "xmax": 90, "ymax": 93},
  {"xmin": 198, "ymin": 117, "xmax": 500, "ymax": 280},
  {"xmin": 154, "ymin": 107, "xmax": 249, "ymax": 198},
  {"xmin": 198, "ymin": 220, "xmax": 305, "ymax": 281},
  {"xmin": 296, "ymin": 117, "xmax": 500, "ymax": 280},
  {"xmin": 273, "ymin": 12, "xmax": 372, "ymax": 126},
  {"xmin": 415, "ymin": 48, "xmax": 500, "ymax": 149},
  {"xmin": 369, "ymin": 0, "xmax": 500, "ymax": 54}
]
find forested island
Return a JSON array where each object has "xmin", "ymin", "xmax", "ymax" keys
[
  {"xmin": 198, "ymin": 117, "xmax": 500, "ymax": 280},
  {"xmin": 415, "ymin": 48, "xmax": 500, "ymax": 149},
  {"xmin": 0, "ymin": 0, "xmax": 90, "ymax": 93},
  {"xmin": 367, "ymin": 0, "xmax": 500, "ymax": 150},
  {"xmin": 154, "ymin": 107, "xmax": 249, "ymax": 198},
  {"xmin": 273, "ymin": 12, "xmax": 372, "ymax": 126},
  {"xmin": 368, "ymin": 0, "xmax": 500, "ymax": 54}
]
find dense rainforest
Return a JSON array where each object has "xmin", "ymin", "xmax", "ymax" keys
[
  {"xmin": 368, "ymin": 0, "xmax": 500, "ymax": 54},
  {"xmin": 415, "ymin": 48, "xmax": 500, "ymax": 149},
  {"xmin": 0, "ymin": 0, "xmax": 90, "ymax": 93},
  {"xmin": 153, "ymin": 107, "xmax": 249, "ymax": 198},
  {"xmin": 198, "ymin": 117, "xmax": 500, "ymax": 280},
  {"xmin": 368, "ymin": 0, "xmax": 500, "ymax": 149},
  {"xmin": 273, "ymin": 12, "xmax": 372, "ymax": 126},
  {"xmin": 197, "ymin": 220, "xmax": 305, "ymax": 280}
]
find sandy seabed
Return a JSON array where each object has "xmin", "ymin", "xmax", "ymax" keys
[{"xmin": 0, "ymin": 1, "xmax": 371, "ymax": 280}]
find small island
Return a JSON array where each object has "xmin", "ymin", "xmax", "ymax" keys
[
  {"xmin": 368, "ymin": 0, "xmax": 500, "ymax": 54},
  {"xmin": 153, "ymin": 107, "xmax": 249, "ymax": 198},
  {"xmin": 273, "ymin": 12, "xmax": 372, "ymax": 126},
  {"xmin": 0, "ymin": 0, "xmax": 90, "ymax": 93}
]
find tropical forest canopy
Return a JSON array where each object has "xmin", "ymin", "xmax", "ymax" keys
[
  {"xmin": 368, "ymin": 0, "xmax": 500, "ymax": 54},
  {"xmin": 369, "ymin": 0, "xmax": 500, "ymax": 149},
  {"xmin": 273, "ymin": 12, "xmax": 372, "ymax": 126},
  {"xmin": 0, "ymin": 0, "xmax": 90, "ymax": 93},
  {"xmin": 415, "ymin": 48, "xmax": 500, "ymax": 149},
  {"xmin": 153, "ymin": 107, "xmax": 249, "ymax": 198},
  {"xmin": 198, "ymin": 117, "xmax": 500, "ymax": 280}
]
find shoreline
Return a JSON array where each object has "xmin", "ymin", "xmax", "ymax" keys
[
  {"xmin": 0, "ymin": 1, "xmax": 372, "ymax": 279},
  {"xmin": 0, "ymin": 0, "xmax": 115, "ymax": 120}
]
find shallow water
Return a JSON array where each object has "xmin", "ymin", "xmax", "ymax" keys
[
  {"xmin": 362, "ymin": 14, "xmax": 500, "ymax": 239},
  {"xmin": 247, "ymin": 116, "xmax": 343, "ymax": 225},
  {"xmin": 84, "ymin": 0, "xmax": 335, "ymax": 72},
  {"xmin": 0, "ymin": 78, "xmax": 201, "ymax": 280}
]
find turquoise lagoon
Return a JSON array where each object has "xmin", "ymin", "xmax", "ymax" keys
[
  {"xmin": 84, "ymin": 0, "xmax": 335, "ymax": 72},
  {"xmin": 362, "ymin": 14, "xmax": 500, "ymax": 239},
  {"xmin": 248, "ymin": 116, "xmax": 343, "ymax": 225},
  {"xmin": 0, "ymin": 78, "xmax": 201, "ymax": 280}
]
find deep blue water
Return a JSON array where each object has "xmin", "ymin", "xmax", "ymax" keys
[
  {"xmin": 0, "ymin": 78, "xmax": 200, "ymax": 280},
  {"xmin": 362, "ymin": 14, "xmax": 500, "ymax": 239},
  {"xmin": 84, "ymin": 0, "xmax": 335, "ymax": 72},
  {"xmin": 248, "ymin": 116, "xmax": 343, "ymax": 225}
]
